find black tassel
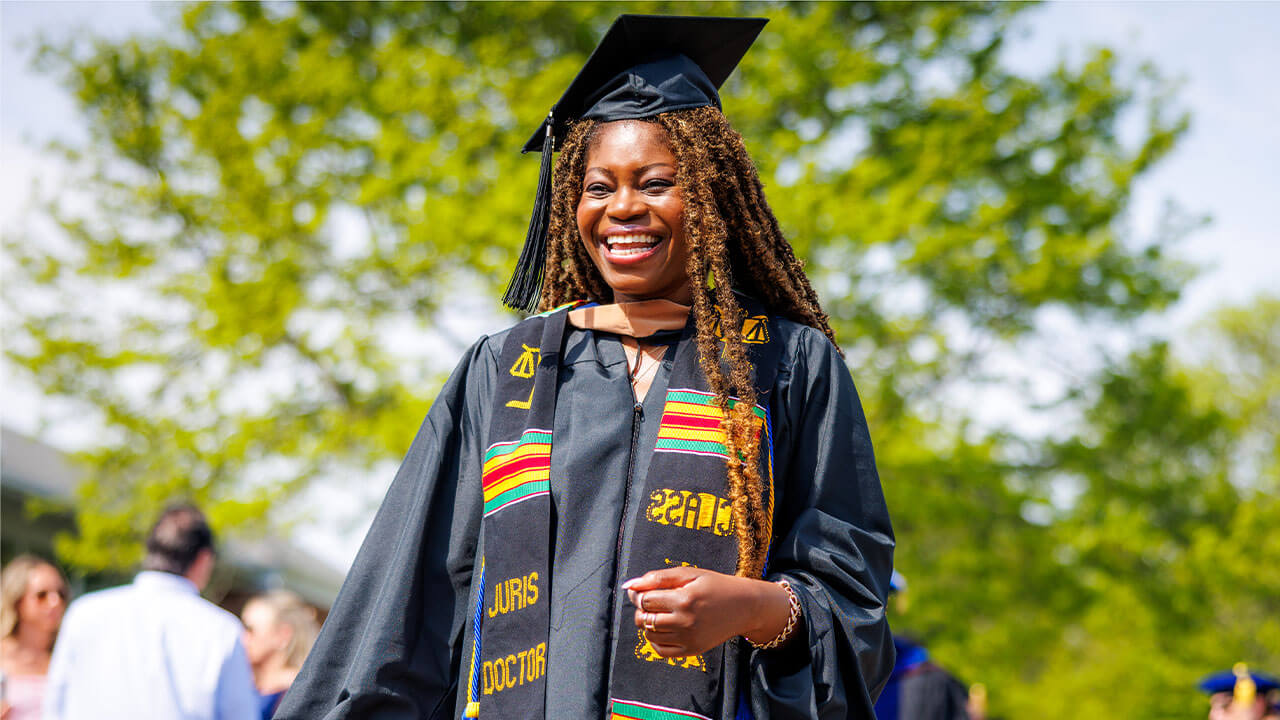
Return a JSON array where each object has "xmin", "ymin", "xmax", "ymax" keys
[{"xmin": 503, "ymin": 113, "xmax": 556, "ymax": 313}]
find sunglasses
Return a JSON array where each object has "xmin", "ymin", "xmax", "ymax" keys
[{"xmin": 30, "ymin": 588, "xmax": 69, "ymax": 603}]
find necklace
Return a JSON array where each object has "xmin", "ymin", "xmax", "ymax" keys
[{"xmin": 627, "ymin": 343, "xmax": 663, "ymax": 388}]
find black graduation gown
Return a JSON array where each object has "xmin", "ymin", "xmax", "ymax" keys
[{"xmin": 275, "ymin": 317, "xmax": 895, "ymax": 719}]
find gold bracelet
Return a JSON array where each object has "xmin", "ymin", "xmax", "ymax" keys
[{"xmin": 747, "ymin": 579, "xmax": 801, "ymax": 650}]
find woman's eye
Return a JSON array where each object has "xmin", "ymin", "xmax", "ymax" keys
[
  {"xmin": 584, "ymin": 183, "xmax": 611, "ymax": 196},
  {"xmin": 644, "ymin": 179, "xmax": 674, "ymax": 192}
]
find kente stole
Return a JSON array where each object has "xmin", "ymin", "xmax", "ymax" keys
[{"xmin": 468, "ymin": 299, "xmax": 781, "ymax": 720}]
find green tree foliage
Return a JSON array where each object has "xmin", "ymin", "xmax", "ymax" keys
[
  {"xmin": 11, "ymin": 3, "xmax": 1265, "ymax": 717},
  {"xmin": 1018, "ymin": 299, "xmax": 1279, "ymax": 718}
]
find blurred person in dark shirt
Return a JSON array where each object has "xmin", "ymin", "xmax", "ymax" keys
[{"xmin": 875, "ymin": 571, "xmax": 971, "ymax": 720}]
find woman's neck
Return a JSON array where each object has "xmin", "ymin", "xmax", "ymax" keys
[
  {"xmin": 1, "ymin": 627, "xmax": 55, "ymax": 674},
  {"xmin": 253, "ymin": 655, "xmax": 299, "ymax": 694}
]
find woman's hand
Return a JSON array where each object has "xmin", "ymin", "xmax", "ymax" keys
[{"xmin": 624, "ymin": 566, "xmax": 794, "ymax": 658}]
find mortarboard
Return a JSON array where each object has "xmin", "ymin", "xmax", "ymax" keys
[
  {"xmin": 1198, "ymin": 667, "xmax": 1280, "ymax": 695},
  {"xmin": 889, "ymin": 569, "xmax": 908, "ymax": 594},
  {"xmin": 503, "ymin": 14, "xmax": 768, "ymax": 312}
]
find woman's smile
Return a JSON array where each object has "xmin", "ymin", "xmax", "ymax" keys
[
  {"xmin": 577, "ymin": 120, "xmax": 692, "ymax": 305},
  {"xmin": 601, "ymin": 226, "xmax": 663, "ymax": 262}
]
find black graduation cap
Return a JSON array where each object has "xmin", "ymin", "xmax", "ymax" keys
[{"xmin": 502, "ymin": 14, "xmax": 768, "ymax": 312}]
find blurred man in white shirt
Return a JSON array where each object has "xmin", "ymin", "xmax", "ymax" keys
[{"xmin": 44, "ymin": 504, "xmax": 258, "ymax": 720}]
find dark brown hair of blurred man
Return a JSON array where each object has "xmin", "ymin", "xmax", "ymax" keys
[{"xmin": 141, "ymin": 503, "xmax": 216, "ymax": 590}]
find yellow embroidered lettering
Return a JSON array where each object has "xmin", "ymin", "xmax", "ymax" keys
[
  {"xmin": 645, "ymin": 490, "xmax": 667, "ymax": 522},
  {"xmin": 667, "ymin": 490, "xmax": 691, "ymax": 526},
  {"xmin": 481, "ymin": 642, "xmax": 547, "ymax": 696},
  {"xmin": 682, "ymin": 492, "xmax": 703, "ymax": 530},
  {"xmin": 646, "ymin": 488, "xmax": 735, "ymax": 538},
  {"xmin": 488, "ymin": 573, "xmax": 541, "ymax": 618},
  {"xmin": 714, "ymin": 496, "xmax": 733, "ymax": 536},
  {"xmin": 648, "ymin": 489, "xmax": 679, "ymax": 525}
]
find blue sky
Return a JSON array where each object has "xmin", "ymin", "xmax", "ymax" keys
[{"xmin": 3, "ymin": 1, "xmax": 1278, "ymax": 567}]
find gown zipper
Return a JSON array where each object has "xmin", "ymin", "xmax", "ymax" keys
[{"xmin": 607, "ymin": 401, "xmax": 645, "ymax": 648}]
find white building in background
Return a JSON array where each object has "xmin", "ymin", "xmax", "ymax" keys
[{"xmin": 0, "ymin": 426, "xmax": 344, "ymax": 615}]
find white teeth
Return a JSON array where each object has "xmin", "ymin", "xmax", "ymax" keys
[
  {"xmin": 611, "ymin": 246, "xmax": 655, "ymax": 256},
  {"xmin": 605, "ymin": 234, "xmax": 661, "ymax": 256}
]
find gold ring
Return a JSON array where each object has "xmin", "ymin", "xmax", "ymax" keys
[
  {"xmin": 639, "ymin": 592, "xmax": 649, "ymax": 613},
  {"xmin": 644, "ymin": 613, "xmax": 657, "ymax": 632}
]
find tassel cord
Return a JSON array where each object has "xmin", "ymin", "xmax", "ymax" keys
[{"xmin": 503, "ymin": 112, "xmax": 556, "ymax": 312}]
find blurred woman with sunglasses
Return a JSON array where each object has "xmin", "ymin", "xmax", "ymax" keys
[{"xmin": 0, "ymin": 555, "xmax": 69, "ymax": 720}]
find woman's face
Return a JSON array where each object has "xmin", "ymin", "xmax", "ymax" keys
[
  {"xmin": 241, "ymin": 600, "xmax": 290, "ymax": 667},
  {"xmin": 576, "ymin": 120, "xmax": 692, "ymax": 305},
  {"xmin": 17, "ymin": 564, "xmax": 67, "ymax": 635}
]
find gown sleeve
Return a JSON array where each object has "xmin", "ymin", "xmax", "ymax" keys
[
  {"xmin": 273, "ymin": 336, "xmax": 498, "ymax": 720},
  {"xmin": 749, "ymin": 325, "xmax": 896, "ymax": 719}
]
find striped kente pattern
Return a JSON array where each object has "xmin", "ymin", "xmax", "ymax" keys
[
  {"xmin": 482, "ymin": 429, "xmax": 551, "ymax": 517},
  {"xmin": 610, "ymin": 698, "xmax": 712, "ymax": 720},
  {"xmin": 655, "ymin": 389, "xmax": 765, "ymax": 460}
]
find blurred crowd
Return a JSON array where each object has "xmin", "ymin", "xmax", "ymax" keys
[
  {"xmin": 1, "ymin": 505, "xmax": 1273, "ymax": 719},
  {"xmin": 0, "ymin": 504, "xmax": 318, "ymax": 720}
]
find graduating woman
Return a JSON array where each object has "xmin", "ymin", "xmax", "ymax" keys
[{"xmin": 278, "ymin": 15, "xmax": 894, "ymax": 720}]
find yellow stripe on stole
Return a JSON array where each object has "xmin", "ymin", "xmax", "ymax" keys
[
  {"xmin": 482, "ymin": 442, "xmax": 551, "ymax": 475},
  {"xmin": 664, "ymin": 401, "xmax": 727, "ymax": 419},
  {"xmin": 482, "ymin": 466, "xmax": 552, "ymax": 502},
  {"xmin": 657, "ymin": 428, "xmax": 727, "ymax": 443}
]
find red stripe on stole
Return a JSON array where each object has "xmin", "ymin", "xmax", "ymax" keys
[
  {"xmin": 661, "ymin": 413, "xmax": 724, "ymax": 432},
  {"xmin": 482, "ymin": 454, "xmax": 550, "ymax": 489}
]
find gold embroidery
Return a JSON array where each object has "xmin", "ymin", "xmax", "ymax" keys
[
  {"xmin": 487, "ymin": 572, "xmax": 539, "ymax": 618},
  {"xmin": 506, "ymin": 344, "xmax": 540, "ymax": 409},
  {"xmin": 482, "ymin": 641, "xmax": 547, "ymax": 695},
  {"xmin": 741, "ymin": 315, "xmax": 770, "ymax": 344},
  {"xmin": 711, "ymin": 311, "xmax": 770, "ymax": 344},
  {"xmin": 635, "ymin": 630, "xmax": 706, "ymax": 671},
  {"xmin": 645, "ymin": 489, "xmax": 734, "ymax": 537}
]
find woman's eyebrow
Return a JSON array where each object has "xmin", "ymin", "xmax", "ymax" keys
[{"xmin": 585, "ymin": 162, "xmax": 674, "ymax": 176}]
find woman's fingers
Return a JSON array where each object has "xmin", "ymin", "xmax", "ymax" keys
[
  {"xmin": 645, "ymin": 638, "xmax": 689, "ymax": 657},
  {"xmin": 626, "ymin": 567, "xmax": 765, "ymax": 658},
  {"xmin": 633, "ymin": 586, "xmax": 683, "ymax": 613},
  {"xmin": 622, "ymin": 565, "xmax": 702, "ymax": 593},
  {"xmin": 634, "ymin": 618, "xmax": 691, "ymax": 658}
]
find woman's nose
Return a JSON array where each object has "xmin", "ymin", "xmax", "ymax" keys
[{"xmin": 607, "ymin": 185, "xmax": 646, "ymax": 220}]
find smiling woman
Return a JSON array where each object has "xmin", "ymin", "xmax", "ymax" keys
[
  {"xmin": 576, "ymin": 121, "xmax": 691, "ymax": 305},
  {"xmin": 278, "ymin": 15, "xmax": 894, "ymax": 720}
]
